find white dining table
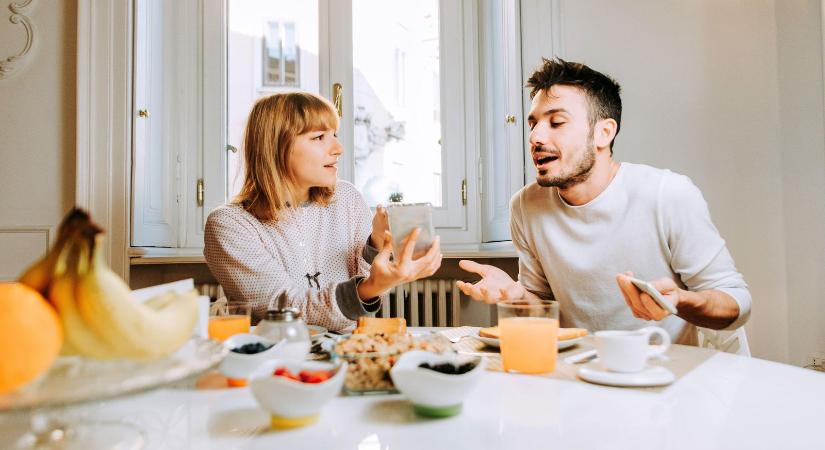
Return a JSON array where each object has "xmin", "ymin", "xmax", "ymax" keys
[{"xmin": 1, "ymin": 330, "xmax": 824, "ymax": 450}]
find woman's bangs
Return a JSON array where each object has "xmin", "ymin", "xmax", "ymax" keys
[{"xmin": 298, "ymin": 98, "xmax": 339, "ymax": 134}]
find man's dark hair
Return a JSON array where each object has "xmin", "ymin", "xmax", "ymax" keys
[{"xmin": 526, "ymin": 58, "xmax": 622, "ymax": 152}]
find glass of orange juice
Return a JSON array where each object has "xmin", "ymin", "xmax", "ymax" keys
[
  {"xmin": 497, "ymin": 300, "xmax": 559, "ymax": 374},
  {"xmin": 208, "ymin": 303, "xmax": 251, "ymax": 342}
]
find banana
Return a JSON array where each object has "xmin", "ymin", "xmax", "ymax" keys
[
  {"xmin": 75, "ymin": 235, "xmax": 198, "ymax": 360},
  {"xmin": 19, "ymin": 208, "xmax": 94, "ymax": 296},
  {"xmin": 49, "ymin": 239, "xmax": 119, "ymax": 359}
]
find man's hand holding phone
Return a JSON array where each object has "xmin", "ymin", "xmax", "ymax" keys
[{"xmin": 616, "ymin": 272, "xmax": 680, "ymax": 321}]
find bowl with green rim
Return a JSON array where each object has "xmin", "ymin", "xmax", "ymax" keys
[{"xmin": 389, "ymin": 350, "xmax": 485, "ymax": 417}]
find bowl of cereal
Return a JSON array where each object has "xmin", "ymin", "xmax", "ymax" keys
[
  {"xmin": 249, "ymin": 358, "xmax": 347, "ymax": 429},
  {"xmin": 332, "ymin": 333, "xmax": 450, "ymax": 394}
]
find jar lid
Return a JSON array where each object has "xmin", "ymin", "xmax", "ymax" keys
[{"xmin": 265, "ymin": 308, "xmax": 301, "ymax": 322}]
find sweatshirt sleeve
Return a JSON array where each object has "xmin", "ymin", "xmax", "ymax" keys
[
  {"xmin": 510, "ymin": 192, "xmax": 554, "ymax": 300},
  {"xmin": 203, "ymin": 207, "xmax": 372, "ymax": 331},
  {"xmin": 659, "ymin": 173, "xmax": 751, "ymax": 330}
]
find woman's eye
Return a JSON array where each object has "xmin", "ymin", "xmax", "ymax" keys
[
  {"xmin": 551, "ymin": 121, "xmax": 565, "ymax": 127},
  {"xmin": 312, "ymin": 134, "xmax": 324, "ymax": 141}
]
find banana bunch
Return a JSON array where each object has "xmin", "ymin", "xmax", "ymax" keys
[{"xmin": 19, "ymin": 208, "xmax": 198, "ymax": 361}]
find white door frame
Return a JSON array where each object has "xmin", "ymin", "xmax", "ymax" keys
[{"xmin": 76, "ymin": 0, "xmax": 133, "ymax": 279}]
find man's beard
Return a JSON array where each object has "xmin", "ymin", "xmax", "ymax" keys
[{"xmin": 536, "ymin": 136, "xmax": 596, "ymax": 189}]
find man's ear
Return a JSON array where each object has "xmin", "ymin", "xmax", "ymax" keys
[{"xmin": 594, "ymin": 118, "xmax": 618, "ymax": 149}]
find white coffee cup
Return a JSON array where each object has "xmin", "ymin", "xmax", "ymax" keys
[{"xmin": 594, "ymin": 327, "xmax": 671, "ymax": 373}]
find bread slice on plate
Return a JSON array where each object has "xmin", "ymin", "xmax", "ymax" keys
[{"xmin": 353, "ymin": 317, "xmax": 407, "ymax": 335}]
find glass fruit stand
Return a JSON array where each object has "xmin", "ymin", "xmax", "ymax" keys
[
  {"xmin": 0, "ymin": 337, "xmax": 227, "ymax": 449},
  {"xmin": 0, "ymin": 209, "xmax": 228, "ymax": 449}
]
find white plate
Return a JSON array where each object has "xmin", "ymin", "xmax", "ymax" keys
[
  {"xmin": 577, "ymin": 361, "xmax": 675, "ymax": 387},
  {"xmin": 473, "ymin": 332, "xmax": 582, "ymax": 350}
]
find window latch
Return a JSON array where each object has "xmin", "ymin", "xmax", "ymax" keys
[{"xmin": 461, "ymin": 179, "xmax": 467, "ymax": 206}]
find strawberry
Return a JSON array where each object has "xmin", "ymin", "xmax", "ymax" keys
[
  {"xmin": 273, "ymin": 367, "xmax": 300, "ymax": 381},
  {"xmin": 298, "ymin": 370, "xmax": 332, "ymax": 384}
]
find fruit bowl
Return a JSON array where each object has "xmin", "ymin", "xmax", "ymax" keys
[
  {"xmin": 249, "ymin": 359, "xmax": 346, "ymax": 429},
  {"xmin": 389, "ymin": 350, "xmax": 486, "ymax": 417}
]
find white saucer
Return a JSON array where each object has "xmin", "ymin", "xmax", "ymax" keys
[
  {"xmin": 473, "ymin": 332, "xmax": 582, "ymax": 350},
  {"xmin": 577, "ymin": 361, "xmax": 675, "ymax": 387}
]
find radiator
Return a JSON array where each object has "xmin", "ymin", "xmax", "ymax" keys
[
  {"xmin": 384, "ymin": 279, "xmax": 461, "ymax": 327},
  {"xmin": 197, "ymin": 279, "xmax": 462, "ymax": 327}
]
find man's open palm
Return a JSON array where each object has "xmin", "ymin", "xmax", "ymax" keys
[{"xmin": 456, "ymin": 260, "xmax": 525, "ymax": 304}]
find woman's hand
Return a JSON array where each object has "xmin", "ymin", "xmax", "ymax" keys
[
  {"xmin": 358, "ymin": 228, "xmax": 442, "ymax": 300},
  {"xmin": 369, "ymin": 205, "xmax": 389, "ymax": 249}
]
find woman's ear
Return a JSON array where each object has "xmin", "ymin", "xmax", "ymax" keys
[{"xmin": 594, "ymin": 118, "xmax": 618, "ymax": 149}]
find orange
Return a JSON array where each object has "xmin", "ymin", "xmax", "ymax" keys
[{"xmin": 0, "ymin": 282, "xmax": 63, "ymax": 394}]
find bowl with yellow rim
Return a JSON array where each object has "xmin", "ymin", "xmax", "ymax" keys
[{"xmin": 248, "ymin": 359, "xmax": 346, "ymax": 429}]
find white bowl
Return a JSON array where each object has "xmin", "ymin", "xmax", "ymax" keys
[
  {"xmin": 249, "ymin": 359, "xmax": 347, "ymax": 429},
  {"xmin": 389, "ymin": 351, "xmax": 486, "ymax": 417},
  {"xmin": 218, "ymin": 333, "xmax": 286, "ymax": 380}
]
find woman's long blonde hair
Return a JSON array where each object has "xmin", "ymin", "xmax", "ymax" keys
[{"xmin": 234, "ymin": 92, "xmax": 339, "ymax": 221}]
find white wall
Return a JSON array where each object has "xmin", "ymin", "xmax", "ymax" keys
[
  {"xmin": 0, "ymin": 1, "xmax": 76, "ymax": 279},
  {"xmin": 775, "ymin": 0, "xmax": 825, "ymax": 367},
  {"xmin": 522, "ymin": 0, "xmax": 825, "ymax": 363}
]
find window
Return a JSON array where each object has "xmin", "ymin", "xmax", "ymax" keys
[
  {"xmin": 132, "ymin": 0, "xmax": 523, "ymax": 249},
  {"xmin": 262, "ymin": 21, "xmax": 300, "ymax": 87}
]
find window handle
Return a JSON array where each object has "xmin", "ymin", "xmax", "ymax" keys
[
  {"xmin": 226, "ymin": 145, "xmax": 238, "ymax": 153},
  {"xmin": 333, "ymin": 83, "xmax": 343, "ymax": 118}
]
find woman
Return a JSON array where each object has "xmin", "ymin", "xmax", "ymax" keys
[{"xmin": 204, "ymin": 92, "xmax": 441, "ymax": 331}]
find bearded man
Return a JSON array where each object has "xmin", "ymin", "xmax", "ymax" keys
[{"xmin": 458, "ymin": 58, "xmax": 750, "ymax": 343}]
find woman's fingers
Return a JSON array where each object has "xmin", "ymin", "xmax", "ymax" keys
[{"xmin": 398, "ymin": 228, "xmax": 421, "ymax": 263}]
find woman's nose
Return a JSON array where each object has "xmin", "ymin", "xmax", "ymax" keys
[{"xmin": 331, "ymin": 137, "xmax": 343, "ymax": 156}]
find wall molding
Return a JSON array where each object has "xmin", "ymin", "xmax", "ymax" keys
[
  {"xmin": 76, "ymin": 0, "xmax": 132, "ymax": 279},
  {"xmin": 0, "ymin": 0, "xmax": 37, "ymax": 80},
  {"xmin": 0, "ymin": 226, "xmax": 52, "ymax": 280}
]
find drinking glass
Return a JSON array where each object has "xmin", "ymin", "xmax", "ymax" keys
[
  {"xmin": 208, "ymin": 304, "xmax": 251, "ymax": 342},
  {"xmin": 497, "ymin": 300, "xmax": 559, "ymax": 374}
]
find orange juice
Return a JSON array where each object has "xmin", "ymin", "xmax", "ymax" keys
[
  {"xmin": 208, "ymin": 315, "xmax": 251, "ymax": 342},
  {"xmin": 499, "ymin": 317, "xmax": 559, "ymax": 374}
]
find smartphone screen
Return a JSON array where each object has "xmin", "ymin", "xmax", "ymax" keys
[{"xmin": 386, "ymin": 203, "xmax": 435, "ymax": 259}]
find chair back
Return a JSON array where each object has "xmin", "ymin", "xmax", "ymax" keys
[{"xmin": 697, "ymin": 326, "xmax": 750, "ymax": 356}]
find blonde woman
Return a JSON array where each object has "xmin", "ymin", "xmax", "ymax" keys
[{"xmin": 204, "ymin": 92, "xmax": 441, "ymax": 331}]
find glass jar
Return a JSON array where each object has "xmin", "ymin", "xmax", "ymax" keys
[{"xmin": 253, "ymin": 307, "xmax": 311, "ymax": 360}]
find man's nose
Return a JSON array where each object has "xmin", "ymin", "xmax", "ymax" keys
[{"xmin": 529, "ymin": 123, "xmax": 548, "ymax": 150}]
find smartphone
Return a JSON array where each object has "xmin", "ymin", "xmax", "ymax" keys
[
  {"xmin": 627, "ymin": 277, "xmax": 679, "ymax": 315},
  {"xmin": 386, "ymin": 203, "xmax": 435, "ymax": 259}
]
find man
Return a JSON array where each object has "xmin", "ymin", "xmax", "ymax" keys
[{"xmin": 457, "ymin": 58, "xmax": 750, "ymax": 344}]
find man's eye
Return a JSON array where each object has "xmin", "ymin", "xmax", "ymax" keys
[
  {"xmin": 551, "ymin": 122, "xmax": 565, "ymax": 127},
  {"xmin": 528, "ymin": 122, "xmax": 536, "ymax": 130}
]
